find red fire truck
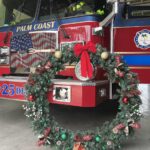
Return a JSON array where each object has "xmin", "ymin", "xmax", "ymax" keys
[{"xmin": 0, "ymin": 0, "xmax": 149, "ymax": 107}]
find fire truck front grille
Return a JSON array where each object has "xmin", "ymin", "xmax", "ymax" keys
[
  {"xmin": 30, "ymin": 32, "xmax": 58, "ymax": 50},
  {"xmin": 10, "ymin": 32, "xmax": 58, "ymax": 73},
  {"xmin": 11, "ymin": 52, "xmax": 49, "ymax": 71}
]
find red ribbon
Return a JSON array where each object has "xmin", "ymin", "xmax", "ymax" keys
[{"xmin": 74, "ymin": 41, "xmax": 96, "ymax": 78}]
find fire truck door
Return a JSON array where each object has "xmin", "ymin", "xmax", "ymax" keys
[{"xmin": 113, "ymin": 4, "xmax": 150, "ymax": 83}]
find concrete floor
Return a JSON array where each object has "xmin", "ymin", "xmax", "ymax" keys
[{"xmin": 0, "ymin": 85, "xmax": 150, "ymax": 150}]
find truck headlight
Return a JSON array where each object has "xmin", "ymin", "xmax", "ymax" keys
[{"xmin": 0, "ymin": 46, "xmax": 9, "ymax": 55}]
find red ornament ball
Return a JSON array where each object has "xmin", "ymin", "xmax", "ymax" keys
[
  {"xmin": 44, "ymin": 61, "xmax": 52, "ymax": 70},
  {"xmin": 130, "ymin": 123, "xmax": 141, "ymax": 129},
  {"xmin": 37, "ymin": 139, "xmax": 45, "ymax": 146},
  {"xmin": 83, "ymin": 135, "xmax": 92, "ymax": 141},
  {"xmin": 28, "ymin": 95, "xmax": 34, "ymax": 101},
  {"xmin": 122, "ymin": 97, "xmax": 128, "ymax": 104},
  {"xmin": 118, "ymin": 71, "xmax": 124, "ymax": 78},
  {"xmin": 116, "ymin": 123, "xmax": 125, "ymax": 130},
  {"xmin": 74, "ymin": 135, "xmax": 82, "ymax": 142},
  {"xmin": 44, "ymin": 128, "xmax": 51, "ymax": 137}
]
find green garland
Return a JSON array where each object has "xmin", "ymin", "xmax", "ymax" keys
[{"xmin": 23, "ymin": 44, "xmax": 142, "ymax": 150}]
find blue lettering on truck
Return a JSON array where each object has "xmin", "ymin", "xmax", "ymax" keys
[{"xmin": 0, "ymin": 84, "xmax": 25, "ymax": 96}]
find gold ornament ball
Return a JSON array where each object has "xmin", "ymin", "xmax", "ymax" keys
[
  {"xmin": 54, "ymin": 51, "xmax": 62, "ymax": 59},
  {"xmin": 101, "ymin": 52, "xmax": 109, "ymax": 60}
]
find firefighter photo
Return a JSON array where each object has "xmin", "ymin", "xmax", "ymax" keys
[{"xmin": 66, "ymin": 0, "xmax": 107, "ymax": 16}]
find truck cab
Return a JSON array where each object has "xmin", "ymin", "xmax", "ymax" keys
[
  {"xmin": 0, "ymin": 0, "xmax": 110, "ymax": 75},
  {"xmin": 0, "ymin": 0, "xmax": 111, "ymax": 106}
]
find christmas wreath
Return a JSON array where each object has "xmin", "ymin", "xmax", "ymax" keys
[{"xmin": 24, "ymin": 42, "xmax": 142, "ymax": 150}]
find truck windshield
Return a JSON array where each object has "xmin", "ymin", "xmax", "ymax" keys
[
  {"xmin": 39, "ymin": 0, "xmax": 107, "ymax": 21},
  {"xmin": 0, "ymin": 0, "xmax": 37, "ymax": 27}
]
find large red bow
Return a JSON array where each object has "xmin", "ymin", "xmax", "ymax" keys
[{"xmin": 74, "ymin": 41, "xmax": 96, "ymax": 78}]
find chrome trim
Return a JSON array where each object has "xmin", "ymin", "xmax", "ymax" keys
[
  {"xmin": 130, "ymin": 67, "xmax": 150, "ymax": 69},
  {"xmin": 52, "ymin": 79, "xmax": 109, "ymax": 86},
  {"xmin": 115, "ymin": 51, "xmax": 150, "ymax": 54},
  {"xmin": 0, "ymin": 76, "xmax": 28, "ymax": 82},
  {"xmin": 0, "ymin": 77, "xmax": 109, "ymax": 86}
]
